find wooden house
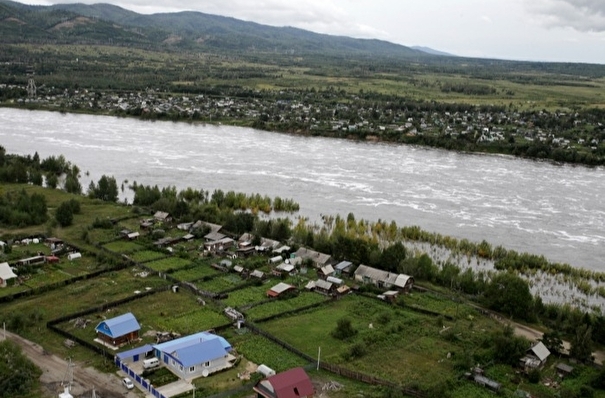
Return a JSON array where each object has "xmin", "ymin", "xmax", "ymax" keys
[
  {"xmin": 95, "ymin": 312, "xmax": 140, "ymax": 347},
  {"xmin": 267, "ymin": 282, "xmax": 296, "ymax": 298},
  {"xmin": 354, "ymin": 265, "xmax": 414, "ymax": 293}
]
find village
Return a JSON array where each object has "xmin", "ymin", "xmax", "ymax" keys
[
  {"xmin": 3, "ymin": 82, "xmax": 604, "ymax": 162},
  {"xmin": 0, "ymin": 206, "xmax": 591, "ymax": 398}
]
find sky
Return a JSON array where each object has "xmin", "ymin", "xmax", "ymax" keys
[{"xmin": 13, "ymin": 0, "xmax": 605, "ymax": 64}]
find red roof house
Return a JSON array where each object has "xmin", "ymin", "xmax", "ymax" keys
[{"xmin": 253, "ymin": 367, "xmax": 314, "ymax": 398}]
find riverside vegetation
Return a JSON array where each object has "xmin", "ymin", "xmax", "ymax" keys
[{"xmin": 2, "ymin": 149, "xmax": 605, "ymax": 398}]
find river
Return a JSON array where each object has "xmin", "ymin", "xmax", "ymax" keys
[{"xmin": 1, "ymin": 108, "xmax": 603, "ymax": 272}]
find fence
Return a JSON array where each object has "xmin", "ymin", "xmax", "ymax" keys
[
  {"xmin": 116, "ymin": 358, "xmax": 168, "ymax": 398},
  {"xmin": 245, "ymin": 321, "xmax": 425, "ymax": 397}
]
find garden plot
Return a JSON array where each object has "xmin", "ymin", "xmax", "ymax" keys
[{"xmin": 145, "ymin": 257, "xmax": 191, "ymax": 272}]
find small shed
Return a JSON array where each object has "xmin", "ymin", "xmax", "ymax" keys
[
  {"xmin": 267, "ymin": 282, "xmax": 296, "ymax": 298},
  {"xmin": 257, "ymin": 364, "xmax": 276, "ymax": 377},
  {"xmin": 67, "ymin": 252, "xmax": 82, "ymax": 261},
  {"xmin": 314, "ymin": 279, "xmax": 334, "ymax": 295},
  {"xmin": 0, "ymin": 262, "xmax": 17, "ymax": 288},
  {"xmin": 319, "ymin": 264, "xmax": 335, "ymax": 279},
  {"xmin": 250, "ymin": 270, "xmax": 265, "ymax": 279},
  {"xmin": 269, "ymin": 255, "xmax": 283, "ymax": 264},
  {"xmin": 334, "ymin": 261, "xmax": 353, "ymax": 275},
  {"xmin": 556, "ymin": 363, "xmax": 574, "ymax": 377}
]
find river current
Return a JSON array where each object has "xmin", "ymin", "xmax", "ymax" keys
[{"xmin": 1, "ymin": 108, "xmax": 603, "ymax": 271}]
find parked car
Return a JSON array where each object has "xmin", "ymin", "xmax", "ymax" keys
[{"xmin": 122, "ymin": 377, "xmax": 134, "ymax": 390}]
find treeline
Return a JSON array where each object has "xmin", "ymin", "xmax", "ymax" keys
[{"xmin": 130, "ymin": 182, "xmax": 299, "ymax": 216}]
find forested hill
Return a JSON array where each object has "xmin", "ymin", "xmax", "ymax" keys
[{"xmin": 0, "ymin": 0, "xmax": 425, "ymax": 57}]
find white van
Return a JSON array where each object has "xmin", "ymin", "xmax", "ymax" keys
[{"xmin": 143, "ymin": 357, "xmax": 160, "ymax": 369}]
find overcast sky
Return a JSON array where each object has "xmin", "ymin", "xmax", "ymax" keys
[{"xmin": 14, "ymin": 0, "xmax": 605, "ymax": 64}]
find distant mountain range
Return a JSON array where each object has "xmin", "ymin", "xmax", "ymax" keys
[
  {"xmin": 411, "ymin": 46, "xmax": 455, "ymax": 57},
  {"xmin": 0, "ymin": 0, "xmax": 430, "ymax": 58}
]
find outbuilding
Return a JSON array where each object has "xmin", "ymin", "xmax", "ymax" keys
[
  {"xmin": 0, "ymin": 262, "xmax": 17, "ymax": 287},
  {"xmin": 253, "ymin": 367, "xmax": 315, "ymax": 398}
]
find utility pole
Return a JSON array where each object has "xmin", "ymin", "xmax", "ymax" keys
[{"xmin": 317, "ymin": 347, "xmax": 321, "ymax": 371}]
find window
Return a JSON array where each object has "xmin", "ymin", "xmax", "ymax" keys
[
  {"xmin": 204, "ymin": 361, "xmax": 210, "ymax": 367},
  {"xmin": 189, "ymin": 366, "xmax": 195, "ymax": 373},
  {"xmin": 179, "ymin": 365, "xmax": 184, "ymax": 372},
  {"xmin": 171, "ymin": 359, "xmax": 176, "ymax": 366}
]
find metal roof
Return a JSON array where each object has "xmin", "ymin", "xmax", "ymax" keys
[
  {"xmin": 116, "ymin": 344, "xmax": 154, "ymax": 360},
  {"xmin": 315, "ymin": 279, "xmax": 333, "ymax": 290},
  {"xmin": 154, "ymin": 331, "xmax": 231, "ymax": 354},
  {"xmin": 335, "ymin": 261, "xmax": 352, "ymax": 271},
  {"xmin": 166, "ymin": 338, "xmax": 226, "ymax": 368},
  {"xmin": 95, "ymin": 313, "xmax": 140, "ymax": 338},
  {"xmin": 269, "ymin": 283, "xmax": 295, "ymax": 295},
  {"xmin": 529, "ymin": 341, "xmax": 551, "ymax": 362},
  {"xmin": 256, "ymin": 367, "xmax": 314, "ymax": 398}
]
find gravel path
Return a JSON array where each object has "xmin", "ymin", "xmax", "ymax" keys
[{"xmin": 3, "ymin": 331, "xmax": 141, "ymax": 398}]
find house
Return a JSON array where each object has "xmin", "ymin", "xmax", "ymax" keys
[
  {"xmin": 313, "ymin": 279, "xmax": 335, "ymax": 296},
  {"xmin": 153, "ymin": 332, "xmax": 235, "ymax": 379},
  {"xmin": 253, "ymin": 367, "xmax": 314, "ymax": 398},
  {"xmin": 95, "ymin": 312, "xmax": 141, "ymax": 347},
  {"xmin": 521, "ymin": 341, "xmax": 551, "ymax": 370},
  {"xmin": 275, "ymin": 263, "xmax": 296, "ymax": 276},
  {"xmin": 236, "ymin": 246, "xmax": 256, "ymax": 258},
  {"xmin": 334, "ymin": 261, "xmax": 353, "ymax": 276},
  {"xmin": 153, "ymin": 211, "xmax": 172, "ymax": 223},
  {"xmin": 205, "ymin": 231, "xmax": 227, "ymax": 242},
  {"xmin": 127, "ymin": 232, "xmax": 140, "ymax": 240},
  {"xmin": 0, "ymin": 262, "xmax": 17, "ymax": 287},
  {"xmin": 293, "ymin": 247, "xmax": 332, "ymax": 268},
  {"xmin": 267, "ymin": 282, "xmax": 296, "ymax": 298},
  {"xmin": 318, "ymin": 264, "xmax": 335, "ymax": 279},
  {"xmin": 354, "ymin": 265, "xmax": 414, "ymax": 292}
]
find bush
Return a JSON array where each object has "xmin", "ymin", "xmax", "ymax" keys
[{"xmin": 331, "ymin": 318, "xmax": 357, "ymax": 340}]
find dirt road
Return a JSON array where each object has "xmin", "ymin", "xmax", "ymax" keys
[
  {"xmin": 3, "ymin": 331, "xmax": 140, "ymax": 398},
  {"xmin": 507, "ymin": 320, "xmax": 605, "ymax": 365}
]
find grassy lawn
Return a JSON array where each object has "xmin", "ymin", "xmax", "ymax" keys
[
  {"xmin": 103, "ymin": 240, "xmax": 144, "ymax": 253},
  {"xmin": 145, "ymin": 257, "xmax": 191, "ymax": 272},
  {"xmin": 195, "ymin": 274, "xmax": 248, "ymax": 292},
  {"xmin": 169, "ymin": 264, "xmax": 221, "ymax": 281},
  {"xmin": 245, "ymin": 292, "xmax": 329, "ymax": 320},
  {"xmin": 129, "ymin": 250, "xmax": 167, "ymax": 263},
  {"xmin": 227, "ymin": 331, "xmax": 308, "ymax": 372}
]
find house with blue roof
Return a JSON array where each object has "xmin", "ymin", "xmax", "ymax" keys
[
  {"xmin": 95, "ymin": 312, "xmax": 141, "ymax": 347},
  {"xmin": 153, "ymin": 331, "xmax": 235, "ymax": 379}
]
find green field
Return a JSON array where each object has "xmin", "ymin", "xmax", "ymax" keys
[{"xmin": 145, "ymin": 257, "xmax": 192, "ymax": 272}]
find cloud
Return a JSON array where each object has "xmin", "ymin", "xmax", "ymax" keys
[{"xmin": 530, "ymin": 0, "xmax": 605, "ymax": 32}]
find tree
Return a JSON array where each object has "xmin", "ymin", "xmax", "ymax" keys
[
  {"xmin": 491, "ymin": 325, "xmax": 528, "ymax": 366},
  {"xmin": 88, "ymin": 175, "xmax": 118, "ymax": 202},
  {"xmin": 484, "ymin": 272, "xmax": 534, "ymax": 321},
  {"xmin": 0, "ymin": 340, "xmax": 42, "ymax": 398},
  {"xmin": 570, "ymin": 324, "xmax": 594, "ymax": 363},
  {"xmin": 381, "ymin": 242, "xmax": 407, "ymax": 272},
  {"xmin": 541, "ymin": 330, "xmax": 564, "ymax": 356},
  {"xmin": 55, "ymin": 201, "xmax": 74, "ymax": 227},
  {"xmin": 331, "ymin": 318, "xmax": 357, "ymax": 340},
  {"xmin": 64, "ymin": 174, "xmax": 82, "ymax": 195},
  {"xmin": 45, "ymin": 173, "xmax": 58, "ymax": 189}
]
